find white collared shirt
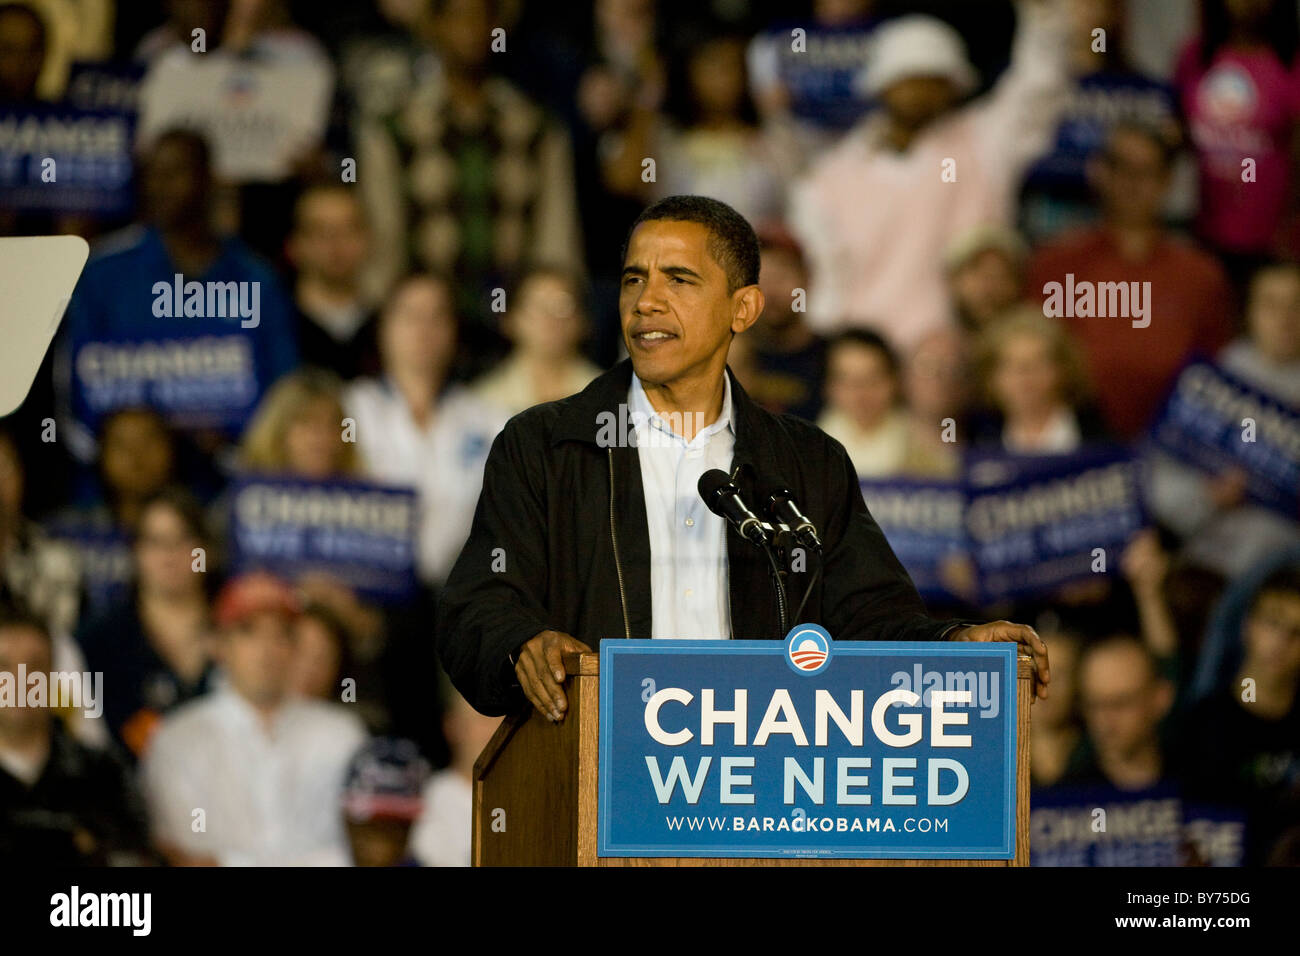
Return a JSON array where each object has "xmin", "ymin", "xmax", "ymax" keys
[
  {"xmin": 1002, "ymin": 407, "xmax": 1082, "ymax": 454},
  {"xmin": 345, "ymin": 378, "xmax": 508, "ymax": 586},
  {"xmin": 629, "ymin": 373, "xmax": 735, "ymax": 640},
  {"xmin": 141, "ymin": 686, "xmax": 367, "ymax": 866}
]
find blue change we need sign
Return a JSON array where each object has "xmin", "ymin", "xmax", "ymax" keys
[
  {"xmin": 963, "ymin": 446, "xmax": 1146, "ymax": 604},
  {"xmin": 228, "ymin": 475, "xmax": 419, "ymax": 603},
  {"xmin": 598, "ymin": 628, "xmax": 1017, "ymax": 859},
  {"xmin": 1150, "ymin": 359, "xmax": 1300, "ymax": 517},
  {"xmin": 0, "ymin": 103, "xmax": 135, "ymax": 217},
  {"xmin": 72, "ymin": 332, "xmax": 260, "ymax": 434},
  {"xmin": 859, "ymin": 478, "xmax": 966, "ymax": 603}
]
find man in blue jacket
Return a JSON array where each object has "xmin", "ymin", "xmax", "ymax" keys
[
  {"xmin": 437, "ymin": 195, "xmax": 1048, "ymax": 718},
  {"xmin": 57, "ymin": 128, "xmax": 298, "ymax": 464}
]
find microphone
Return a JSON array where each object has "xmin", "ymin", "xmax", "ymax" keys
[
  {"xmin": 697, "ymin": 469, "xmax": 771, "ymax": 547},
  {"xmin": 758, "ymin": 478, "xmax": 823, "ymax": 553}
]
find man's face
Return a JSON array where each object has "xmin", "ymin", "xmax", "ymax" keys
[
  {"xmin": 0, "ymin": 624, "xmax": 51, "ymax": 733},
  {"xmin": 288, "ymin": 192, "xmax": 371, "ymax": 287},
  {"xmin": 689, "ymin": 37, "xmax": 746, "ymax": 117},
  {"xmin": 142, "ymin": 138, "xmax": 209, "ymax": 230},
  {"xmin": 1091, "ymin": 130, "xmax": 1169, "ymax": 226},
  {"xmin": 620, "ymin": 220, "xmax": 760, "ymax": 388},
  {"xmin": 432, "ymin": 0, "xmax": 491, "ymax": 73},
  {"xmin": 220, "ymin": 611, "xmax": 295, "ymax": 708},
  {"xmin": 288, "ymin": 614, "xmax": 342, "ymax": 700},
  {"xmin": 1079, "ymin": 644, "xmax": 1168, "ymax": 764},
  {"xmin": 881, "ymin": 75, "xmax": 958, "ymax": 132}
]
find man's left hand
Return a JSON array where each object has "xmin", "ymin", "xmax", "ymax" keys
[{"xmin": 948, "ymin": 621, "xmax": 1050, "ymax": 701}]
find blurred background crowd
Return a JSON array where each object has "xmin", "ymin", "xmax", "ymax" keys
[{"xmin": 0, "ymin": 0, "xmax": 1297, "ymax": 867}]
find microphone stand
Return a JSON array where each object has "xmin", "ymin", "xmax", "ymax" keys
[
  {"xmin": 759, "ymin": 531, "xmax": 789, "ymax": 640},
  {"xmin": 770, "ymin": 523, "xmax": 822, "ymax": 625}
]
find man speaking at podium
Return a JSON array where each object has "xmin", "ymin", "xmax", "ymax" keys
[{"xmin": 437, "ymin": 196, "xmax": 1049, "ymax": 719}]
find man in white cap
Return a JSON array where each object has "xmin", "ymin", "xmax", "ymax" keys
[{"xmin": 790, "ymin": 0, "xmax": 1070, "ymax": 354}]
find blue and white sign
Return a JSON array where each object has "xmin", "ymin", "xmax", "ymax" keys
[
  {"xmin": 71, "ymin": 332, "xmax": 262, "ymax": 434},
  {"xmin": 1150, "ymin": 359, "xmax": 1300, "ymax": 517},
  {"xmin": 45, "ymin": 513, "xmax": 132, "ymax": 613},
  {"xmin": 859, "ymin": 479, "xmax": 966, "ymax": 602},
  {"xmin": 1031, "ymin": 784, "xmax": 1184, "ymax": 867},
  {"xmin": 963, "ymin": 446, "xmax": 1146, "ymax": 604},
  {"xmin": 228, "ymin": 475, "xmax": 419, "ymax": 603},
  {"xmin": 861, "ymin": 449, "xmax": 1147, "ymax": 605},
  {"xmin": 1030, "ymin": 785, "xmax": 1247, "ymax": 867},
  {"xmin": 0, "ymin": 104, "xmax": 135, "ymax": 217},
  {"xmin": 598, "ymin": 631, "xmax": 1017, "ymax": 859}
]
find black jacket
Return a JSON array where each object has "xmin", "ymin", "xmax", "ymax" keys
[
  {"xmin": 0, "ymin": 724, "xmax": 153, "ymax": 865},
  {"xmin": 436, "ymin": 360, "xmax": 967, "ymax": 715}
]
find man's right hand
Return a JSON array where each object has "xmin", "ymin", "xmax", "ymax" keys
[{"xmin": 514, "ymin": 630, "xmax": 593, "ymax": 722}]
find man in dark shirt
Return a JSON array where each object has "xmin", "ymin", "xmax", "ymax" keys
[
  {"xmin": 285, "ymin": 184, "xmax": 380, "ymax": 380},
  {"xmin": 0, "ymin": 603, "xmax": 152, "ymax": 865},
  {"xmin": 1060, "ymin": 634, "xmax": 1176, "ymax": 791},
  {"xmin": 1182, "ymin": 566, "xmax": 1300, "ymax": 864}
]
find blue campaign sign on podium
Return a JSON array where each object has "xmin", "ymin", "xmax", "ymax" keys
[{"xmin": 598, "ymin": 627, "xmax": 1017, "ymax": 859}]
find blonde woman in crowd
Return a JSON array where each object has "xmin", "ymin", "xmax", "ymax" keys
[
  {"xmin": 234, "ymin": 368, "xmax": 380, "ymax": 659},
  {"xmin": 238, "ymin": 368, "xmax": 362, "ymax": 479},
  {"xmin": 970, "ymin": 306, "xmax": 1109, "ymax": 454}
]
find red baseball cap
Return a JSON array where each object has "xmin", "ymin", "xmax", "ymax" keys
[{"xmin": 213, "ymin": 572, "xmax": 301, "ymax": 629}]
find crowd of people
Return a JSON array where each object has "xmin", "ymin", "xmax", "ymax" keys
[{"xmin": 0, "ymin": 0, "xmax": 1297, "ymax": 866}]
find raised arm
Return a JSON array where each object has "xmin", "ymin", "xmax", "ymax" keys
[{"xmin": 968, "ymin": 0, "xmax": 1072, "ymax": 177}]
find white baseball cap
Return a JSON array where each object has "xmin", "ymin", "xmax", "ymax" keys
[{"xmin": 858, "ymin": 15, "xmax": 979, "ymax": 98}]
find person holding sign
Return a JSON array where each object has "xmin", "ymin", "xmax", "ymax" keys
[
  {"xmin": 437, "ymin": 196, "xmax": 1049, "ymax": 720},
  {"xmin": 56, "ymin": 129, "xmax": 299, "ymax": 464},
  {"xmin": 1145, "ymin": 261, "xmax": 1300, "ymax": 579}
]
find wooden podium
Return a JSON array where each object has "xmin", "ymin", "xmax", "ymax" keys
[{"xmin": 473, "ymin": 652, "xmax": 1034, "ymax": 866}]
